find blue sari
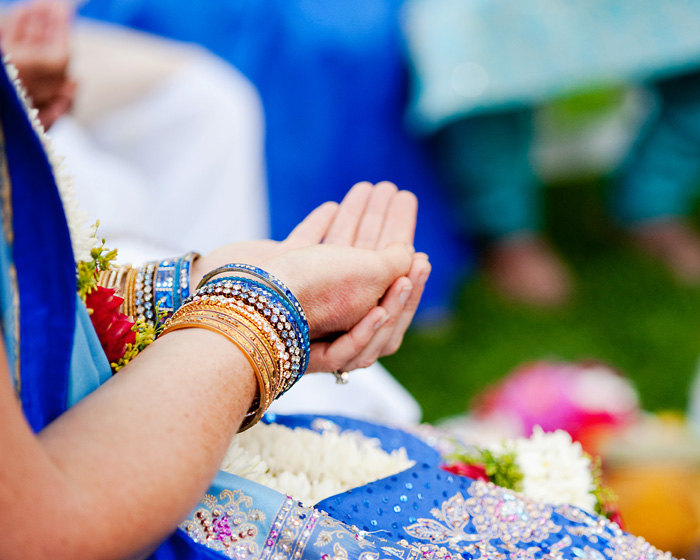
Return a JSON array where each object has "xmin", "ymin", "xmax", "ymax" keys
[{"xmin": 0, "ymin": 60, "xmax": 676, "ymax": 560}]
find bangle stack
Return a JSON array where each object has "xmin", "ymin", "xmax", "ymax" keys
[
  {"xmin": 95, "ymin": 252, "xmax": 199, "ymax": 328},
  {"xmin": 161, "ymin": 264, "xmax": 310, "ymax": 431}
]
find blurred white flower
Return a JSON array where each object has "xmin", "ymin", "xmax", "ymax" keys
[{"xmin": 499, "ymin": 426, "xmax": 597, "ymax": 513}]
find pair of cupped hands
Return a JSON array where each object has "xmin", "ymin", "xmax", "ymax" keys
[{"xmin": 192, "ymin": 182, "xmax": 430, "ymax": 374}]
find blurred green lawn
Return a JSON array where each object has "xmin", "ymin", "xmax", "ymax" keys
[{"xmin": 383, "ymin": 179, "xmax": 700, "ymax": 423}]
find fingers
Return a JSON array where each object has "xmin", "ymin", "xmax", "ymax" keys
[
  {"xmin": 322, "ymin": 182, "xmax": 373, "ymax": 245},
  {"xmin": 290, "ymin": 181, "xmax": 417, "ymax": 253},
  {"xmin": 381, "ymin": 253, "xmax": 431, "ymax": 355},
  {"xmin": 377, "ymin": 242, "xmax": 415, "ymax": 285},
  {"xmin": 305, "ymin": 252, "xmax": 430, "ymax": 374},
  {"xmin": 339, "ymin": 275, "xmax": 412, "ymax": 372},
  {"xmin": 377, "ymin": 189, "xmax": 418, "ymax": 249},
  {"xmin": 306, "ymin": 306, "xmax": 388, "ymax": 373},
  {"xmin": 285, "ymin": 201, "xmax": 338, "ymax": 247},
  {"xmin": 354, "ymin": 181, "xmax": 398, "ymax": 249}
]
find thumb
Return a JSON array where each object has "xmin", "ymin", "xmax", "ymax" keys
[{"xmin": 377, "ymin": 243, "xmax": 414, "ymax": 284}]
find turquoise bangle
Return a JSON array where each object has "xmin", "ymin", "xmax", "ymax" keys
[{"xmin": 154, "ymin": 252, "xmax": 200, "ymax": 327}]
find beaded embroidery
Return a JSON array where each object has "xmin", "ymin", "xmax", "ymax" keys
[
  {"xmin": 180, "ymin": 489, "xmax": 265, "ymax": 559},
  {"xmin": 404, "ymin": 482, "xmax": 559, "ymax": 551},
  {"xmin": 555, "ymin": 504, "xmax": 676, "ymax": 560}
]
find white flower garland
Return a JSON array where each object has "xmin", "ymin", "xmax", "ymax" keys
[
  {"xmin": 495, "ymin": 426, "xmax": 597, "ymax": 513},
  {"xmin": 220, "ymin": 423, "xmax": 415, "ymax": 506},
  {"xmin": 5, "ymin": 58, "xmax": 95, "ymax": 262}
]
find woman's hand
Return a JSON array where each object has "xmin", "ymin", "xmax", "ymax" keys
[
  {"xmin": 302, "ymin": 182, "xmax": 431, "ymax": 372},
  {"xmin": 192, "ymin": 182, "xmax": 431, "ymax": 373},
  {"xmin": 0, "ymin": 0, "xmax": 76, "ymax": 130}
]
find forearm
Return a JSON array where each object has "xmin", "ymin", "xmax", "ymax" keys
[{"xmin": 11, "ymin": 329, "xmax": 256, "ymax": 560}]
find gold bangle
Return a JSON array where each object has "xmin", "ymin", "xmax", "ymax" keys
[
  {"xmin": 161, "ymin": 308, "xmax": 277, "ymax": 431},
  {"xmin": 97, "ymin": 269, "xmax": 112, "ymax": 288},
  {"xmin": 170, "ymin": 304, "xmax": 278, "ymax": 394},
  {"xmin": 195, "ymin": 297, "xmax": 289, "ymax": 395},
  {"xmin": 191, "ymin": 293, "xmax": 296, "ymax": 395},
  {"xmin": 112, "ymin": 265, "xmax": 130, "ymax": 297},
  {"xmin": 121, "ymin": 266, "xmax": 139, "ymax": 317}
]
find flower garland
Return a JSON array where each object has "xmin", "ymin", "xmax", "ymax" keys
[
  {"xmin": 76, "ymin": 239, "xmax": 157, "ymax": 371},
  {"xmin": 6, "ymin": 58, "xmax": 156, "ymax": 371},
  {"xmin": 443, "ymin": 426, "xmax": 623, "ymax": 526},
  {"xmin": 5, "ymin": 57, "xmax": 95, "ymax": 262},
  {"xmin": 220, "ymin": 422, "xmax": 415, "ymax": 506}
]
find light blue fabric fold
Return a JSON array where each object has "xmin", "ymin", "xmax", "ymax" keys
[
  {"xmin": 403, "ymin": 0, "xmax": 700, "ymax": 133},
  {"xmin": 68, "ymin": 296, "xmax": 113, "ymax": 406}
]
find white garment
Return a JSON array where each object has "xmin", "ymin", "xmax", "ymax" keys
[
  {"xmin": 269, "ymin": 365, "xmax": 422, "ymax": 425},
  {"xmin": 53, "ymin": 21, "xmax": 268, "ymax": 262},
  {"xmin": 50, "ymin": 20, "xmax": 421, "ymax": 425}
]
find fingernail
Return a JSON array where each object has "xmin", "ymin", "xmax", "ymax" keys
[
  {"xmin": 373, "ymin": 312, "xmax": 389, "ymax": 330},
  {"xmin": 399, "ymin": 286, "xmax": 411, "ymax": 306},
  {"xmin": 418, "ymin": 271, "xmax": 430, "ymax": 286}
]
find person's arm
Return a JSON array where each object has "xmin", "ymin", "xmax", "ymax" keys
[
  {"xmin": 0, "ymin": 240, "xmax": 414, "ymax": 560},
  {"xmin": 1, "ymin": 329, "xmax": 256, "ymax": 560}
]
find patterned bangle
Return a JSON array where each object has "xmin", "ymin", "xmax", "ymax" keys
[
  {"xmin": 197, "ymin": 277, "xmax": 308, "ymax": 388},
  {"xmin": 162, "ymin": 270, "xmax": 312, "ymax": 431},
  {"xmin": 154, "ymin": 252, "xmax": 200, "ymax": 327},
  {"xmin": 196, "ymin": 264, "xmax": 307, "ymax": 323},
  {"xmin": 177, "ymin": 252, "xmax": 199, "ymax": 307},
  {"xmin": 134, "ymin": 262, "xmax": 157, "ymax": 326},
  {"xmin": 187, "ymin": 288, "xmax": 295, "ymax": 395},
  {"xmin": 196, "ymin": 263, "xmax": 309, "ymax": 344}
]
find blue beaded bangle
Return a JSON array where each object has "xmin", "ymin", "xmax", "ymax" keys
[
  {"xmin": 190, "ymin": 281, "xmax": 305, "ymax": 394},
  {"xmin": 200, "ymin": 277, "xmax": 309, "ymax": 382},
  {"xmin": 196, "ymin": 264, "xmax": 308, "ymax": 339},
  {"xmin": 154, "ymin": 252, "xmax": 200, "ymax": 326},
  {"xmin": 202, "ymin": 276, "xmax": 309, "ymax": 363}
]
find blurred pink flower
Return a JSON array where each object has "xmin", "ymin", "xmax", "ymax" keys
[{"xmin": 472, "ymin": 361, "xmax": 640, "ymax": 454}]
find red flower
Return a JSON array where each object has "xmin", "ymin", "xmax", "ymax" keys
[
  {"xmin": 606, "ymin": 507, "xmax": 625, "ymax": 530},
  {"xmin": 85, "ymin": 286, "xmax": 136, "ymax": 364},
  {"xmin": 441, "ymin": 461, "xmax": 490, "ymax": 482}
]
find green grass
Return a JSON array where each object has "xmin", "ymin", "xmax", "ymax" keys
[{"xmin": 383, "ymin": 180, "xmax": 700, "ymax": 423}]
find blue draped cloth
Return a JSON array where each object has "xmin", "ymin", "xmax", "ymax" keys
[
  {"xmin": 77, "ymin": 0, "xmax": 473, "ymax": 316},
  {"xmin": 0, "ymin": 53, "xmax": 678, "ymax": 560},
  {"xmin": 402, "ymin": 0, "xmax": 700, "ymax": 132}
]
